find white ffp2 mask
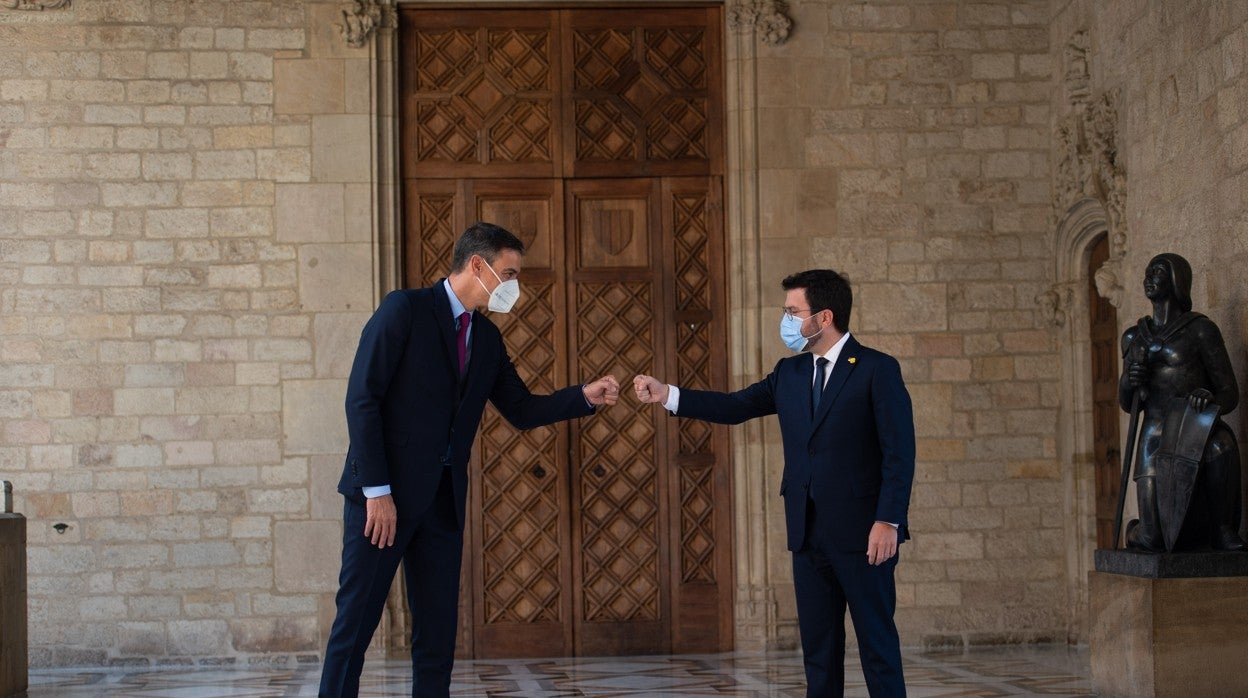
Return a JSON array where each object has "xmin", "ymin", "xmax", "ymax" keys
[{"xmin": 477, "ymin": 261, "xmax": 520, "ymax": 313}]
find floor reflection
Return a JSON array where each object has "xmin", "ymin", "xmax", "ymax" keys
[{"xmin": 27, "ymin": 645, "xmax": 1092, "ymax": 696}]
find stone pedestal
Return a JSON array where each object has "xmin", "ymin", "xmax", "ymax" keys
[
  {"xmin": 1090, "ymin": 550, "xmax": 1248, "ymax": 698},
  {"xmin": 0, "ymin": 512, "xmax": 27, "ymax": 698}
]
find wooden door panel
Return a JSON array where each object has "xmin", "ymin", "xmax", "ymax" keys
[
  {"xmin": 1087, "ymin": 234, "xmax": 1120, "ymax": 548},
  {"xmin": 565, "ymin": 179, "xmax": 670, "ymax": 655},
  {"xmin": 404, "ymin": 179, "xmax": 462, "ymax": 287},
  {"xmin": 562, "ymin": 8, "xmax": 723, "ymax": 178},
  {"xmin": 661, "ymin": 177, "xmax": 731, "ymax": 651},
  {"xmin": 398, "ymin": 6, "xmax": 730, "ymax": 659},
  {"xmin": 400, "ymin": 10, "xmax": 564, "ymax": 179},
  {"xmin": 466, "ymin": 181, "xmax": 573, "ymax": 658}
]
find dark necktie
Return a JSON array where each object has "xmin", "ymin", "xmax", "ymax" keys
[
  {"xmin": 455, "ymin": 312, "xmax": 470, "ymax": 375},
  {"xmin": 813, "ymin": 357, "xmax": 828, "ymax": 415}
]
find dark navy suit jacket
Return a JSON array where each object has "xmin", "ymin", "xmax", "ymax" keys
[
  {"xmin": 676, "ymin": 335, "xmax": 915, "ymax": 552},
  {"xmin": 337, "ymin": 281, "xmax": 593, "ymax": 529}
]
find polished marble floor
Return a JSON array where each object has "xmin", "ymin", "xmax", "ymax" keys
[{"xmin": 27, "ymin": 646, "xmax": 1093, "ymax": 697}]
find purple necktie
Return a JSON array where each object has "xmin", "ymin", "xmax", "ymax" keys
[{"xmin": 455, "ymin": 312, "xmax": 470, "ymax": 374}]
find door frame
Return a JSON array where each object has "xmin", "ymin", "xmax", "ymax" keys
[
  {"xmin": 363, "ymin": 0, "xmax": 792, "ymax": 653},
  {"xmin": 1046, "ymin": 197, "xmax": 1115, "ymax": 644}
]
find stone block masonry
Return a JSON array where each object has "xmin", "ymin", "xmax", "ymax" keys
[{"xmin": 1, "ymin": 0, "xmax": 369, "ymax": 666}]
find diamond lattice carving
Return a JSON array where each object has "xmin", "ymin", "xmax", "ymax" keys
[
  {"xmin": 677, "ymin": 324, "xmax": 713, "ymax": 454},
  {"xmin": 644, "ymin": 28, "xmax": 707, "ymax": 90},
  {"xmin": 415, "ymin": 29, "xmax": 477, "ymax": 90},
  {"xmin": 479, "ymin": 284, "xmax": 562, "ymax": 624},
  {"xmin": 575, "ymin": 283, "xmax": 660, "ymax": 621},
  {"xmin": 647, "ymin": 98, "xmax": 708, "ymax": 161},
  {"xmin": 415, "ymin": 102, "xmax": 477, "ymax": 163},
  {"xmin": 410, "ymin": 23, "xmax": 554, "ymax": 168},
  {"xmin": 490, "ymin": 282, "xmax": 557, "ymax": 392},
  {"xmin": 680, "ymin": 465, "xmax": 716, "ymax": 583},
  {"xmin": 575, "ymin": 101, "xmax": 637, "ymax": 161},
  {"xmin": 569, "ymin": 22, "xmax": 712, "ymax": 168},
  {"xmin": 673, "ymin": 193, "xmax": 709, "ymax": 312},
  {"xmin": 572, "ymin": 28, "xmax": 632, "ymax": 89},
  {"xmin": 489, "ymin": 99, "xmax": 552, "ymax": 163},
  {"xmin": 671, "ymin": 189, "xmax": 717, "ymax": 580},
  {"xmin": 619, "ymin": 71, "xmax": 667, "ymax": 115},
  {"xmin": 418, "ymin": 197, "xmax": 455, "ymax": 286},
  {"xmin": 457, "ymin": 71, "xmax": 507, "ymax": 119},
  {"xmin": 489, "ymin": 29, "xmax": 550, "ymax": 91}
]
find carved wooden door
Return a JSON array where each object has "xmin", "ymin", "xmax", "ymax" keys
[
  {"xmin": 1087, "ymin": 235, "xmax": 1121, "ymax": 548},
  {"xmin": 398, "ymin": 6, "xmax": 730, "ymax": 658}
]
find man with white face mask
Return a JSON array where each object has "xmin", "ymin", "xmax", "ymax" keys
[
  {"xmin": 635, "ymin": 269, "xmax": 915, "ymax": 698},
  {"xmin": 322, "ymin": 222, "xmax": 621, "ymax": 698}
]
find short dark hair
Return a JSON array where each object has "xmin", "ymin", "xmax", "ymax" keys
[
  {"xmin": 782, "ymin": 269, "xmax": 852, "ymax": 333},
  {"xmin": 450, "ymin": 222, "xmax": 526, "ymax": 272}
]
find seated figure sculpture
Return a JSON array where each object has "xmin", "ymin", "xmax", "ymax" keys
[{"xmin": 1119, "ymin": 252, "xmax": 1246, "ymax": 552}]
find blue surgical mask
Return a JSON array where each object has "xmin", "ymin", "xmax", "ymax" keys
[{"xmin": 780, "ymin": 314, "xmax": 822, "ymax": 352}]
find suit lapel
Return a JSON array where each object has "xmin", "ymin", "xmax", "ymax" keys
[{"xmin": 812, "ymin": 336, "xmax": 860, "ymax": 429}]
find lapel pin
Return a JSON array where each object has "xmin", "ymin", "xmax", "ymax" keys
[{"xmin": 848, "ymin": 357, "xmax": 857, "ymax": 364}]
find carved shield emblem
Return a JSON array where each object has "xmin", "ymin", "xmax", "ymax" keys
[{"xmin": 594, "ymin": 209, "xmax": 633, "ymax": 255}]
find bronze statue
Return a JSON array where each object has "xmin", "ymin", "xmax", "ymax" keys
[{"xmin": 1118, "ymin": 253, "xmax": 1245, "ymax": 552}]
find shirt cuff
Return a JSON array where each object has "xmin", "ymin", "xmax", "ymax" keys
[
  {"xmin": 362, "ymin": 485, "xmax": 391, "ymax": 498},
  {"xmin": 663, "ymin": 385, "xmax": 680, "ymax": 413},
  {"xmin": 877, "ymin": 521, "xmax": 899, "ymax": 529}
]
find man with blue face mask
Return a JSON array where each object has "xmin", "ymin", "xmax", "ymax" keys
[
  {"xmin": 635, "ymin": 269, "xmax": 915, "ymax": 698},
  {"xmin": 321, "ymin": 222, "xmax": 621, "ymax": 697}
]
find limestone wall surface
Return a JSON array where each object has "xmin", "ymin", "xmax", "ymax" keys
[
  {"xmin": 2, "ymin": 0, "xmax": 1245, "ymax": 667},
  {"xmin": 0, "ymin": 0, "xmax": 372, "ymax": 666},
  {"xmin": 750, "ymin": 0, "xmax": 1063, "ymax": 647}
]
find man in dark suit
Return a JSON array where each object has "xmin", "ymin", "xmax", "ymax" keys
[
  {"xmin": 319, "ymin": 222, "xmax": 620, "ymax": 698},
  {"xmin": 634, "ymin": 269, "xmax": 914, "ymax": 697}
]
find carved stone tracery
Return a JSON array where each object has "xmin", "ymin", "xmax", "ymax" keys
[
  {"xmin": 1048, "ymin": 30, "xmax": 1128, "ymax": 311},
  {"xmin": 340, "ymin": 0, "xmax": 392, "ymax": 49},
  {"xmin": 1037, "ymin": 282, "xmax": 1076, "ymax": 329},
  {"xmin": 1, "ymin": 0, "xmax": 70, "ymax": 10},
  {"xmin": 726, "ymin": 0, "xmax": 794, "ymax": 47},
  {"xmin": 348, "ymin": 1, "xmax": 791, "ymax": 49}
]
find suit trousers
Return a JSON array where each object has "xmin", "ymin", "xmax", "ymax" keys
[
  {"xmin": 319, "ymin": 468, "xmax": 464, "ymax": 698},
  {"xmin": 791, "ymin": 499, "xmax": 905, "ymax": 698}
]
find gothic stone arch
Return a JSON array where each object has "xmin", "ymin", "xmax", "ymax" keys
[
  {"xmin": 1042, "ymin": 29, "xmax": 1131, "ymax": 643},
  {"xmin": 1045, "ymin": 198, "xmax": 1113, "ymax": 643}
]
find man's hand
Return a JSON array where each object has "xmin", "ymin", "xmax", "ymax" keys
[
  {"xmin": 364, "ymin": 494, "xmax": 397, "ymax": 548},
  {"xmin": 867, "ymin": 521, "xmax": 899, "ymax": 565},
  {"xmin": 633, "ymin": 375, "xmax": 670, "ymax": 405},
  {"xmin": 583, "ymin": 375, "xmax": 620, "ymax": 406}
]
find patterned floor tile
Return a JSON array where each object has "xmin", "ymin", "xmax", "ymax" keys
[{"xmin": 27, "ymin": 646, "xmax": 1093, "ymax": 697}]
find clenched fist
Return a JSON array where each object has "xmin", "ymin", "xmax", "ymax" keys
[
  {"xmin": 633, "ymin": 375, "xmax": 670, "ymax": 405},
  {"xmin": 583, "ymin": 375, "xmax": 621, "ymax": 406}
]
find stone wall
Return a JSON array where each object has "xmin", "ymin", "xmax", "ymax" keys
[
  {"xmin": 0, "ymin": 0, "xmax": 372, "ymax": 665},
  {"xmin": 1056, "ymin": 0, "xmax": 1248, "ymax": 388},
  {"xmin": 3, "ymin": 0, "xmax": 1244, "ymax": 667},
  {"xmin": 1048, "ymin": 0, "xmax": 1248, "ymax": 560},
  {"xmin": 752, "ymin": 0, "xmax": 1063, "ymax": 647}
]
